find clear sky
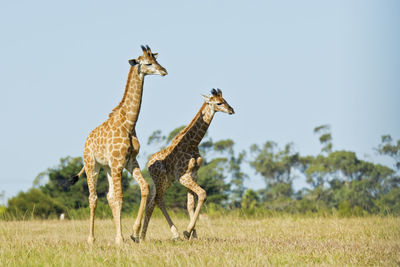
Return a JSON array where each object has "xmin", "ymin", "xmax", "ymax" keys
[{"xmin": 1, "ymin": 0, "xmax": 399, "ymax": 204}]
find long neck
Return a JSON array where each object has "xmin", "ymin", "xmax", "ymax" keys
[
  {"xmin": 110, "ymin": 66, "xmax": 144, "ymax": 131},
  {"xmin": 172, "ymin": 103, "xmax": 215, "ymax": 148}
]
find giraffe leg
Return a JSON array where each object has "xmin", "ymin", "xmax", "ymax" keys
[
  {"xmin": 187, "ymin": 157, "xmax": 201, "ymax": 239},
  {"xmin": 187, "ymin": 190, "xmax": 197, "ymax": 239},
  {"xmin": 85, "ymin": 158, "xmax": 100, "ymax": 244},
  {"xmin": 152, "ymin": 171, "xmax": 179, "ymax": 240},
  {"xmin": 126, "ymin": 160, "xmax": 149, "ymax": 242},
  {"xmin": 141, "ymin": 162, "xmax": 171, "ymax": 241},
  {"xmin": 140, "ymin": 183, "xmax": 156, "ymax": 241},
  {"xmin": 179, "ymin": 172, "xmax": 206, "ymax": 240},
  {"xmin": 157, "ymin": 194, "xmax": 180, "ymax": 240},
  {"xmin": 106, "ymin": 166, "xmax": 124, "ymax": 245}
]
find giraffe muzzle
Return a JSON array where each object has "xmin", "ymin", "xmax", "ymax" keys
[{"xmin": 159, "ymin": 69, "xmax": 168, "ymax": 76}]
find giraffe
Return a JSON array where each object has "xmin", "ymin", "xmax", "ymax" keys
[
  {"xmin": 140, "ymin": 88, "xmax": 234, "ymax": 241},
  {"xmin": 71, "ymin": 45, "xmax": 167, "ymax": 244}
]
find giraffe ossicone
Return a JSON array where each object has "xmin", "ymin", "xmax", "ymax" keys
[
  {"xmin": 140, "ymin": 88, "xmax": 234, "ymax": 241},
  {"xmin": 71, "ymin": 45, "xmax": 167, "ymax": 244}
]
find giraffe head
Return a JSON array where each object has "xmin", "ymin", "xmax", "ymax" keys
[
  {"xmin": 202, "ymin": 88, "xmax": 235, "ymax": 115},
  {"xmin": 128, "ymin": 45, "xmax": 168, "ymax": 76}
]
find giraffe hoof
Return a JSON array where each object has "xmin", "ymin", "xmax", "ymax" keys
[
  {"xmin": 87, "ymin": 236, "xmax": 95, "ymax": 244},
  {"xmin": 183, "ymin": 231, "xmax": 191, "ymax": 240},
  {"xmin": 191, "ymin": 230, "xmax": 198, "ymax": 239},
  {"xmin": 130, "ymin": 235, "xmax": 140, "ymax": 243},
  {"xmin": 115, "ymin": 237, "xmax": 124, "ymax": 245}
]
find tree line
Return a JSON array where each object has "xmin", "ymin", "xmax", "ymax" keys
[{"xmin": 1, "ymin": 125, "xmax": 399, "ymax": 219}]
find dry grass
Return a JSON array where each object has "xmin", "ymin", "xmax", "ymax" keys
[{"xmin": 0, "ymin": 216, "xmax": 399, "ymax": 266}]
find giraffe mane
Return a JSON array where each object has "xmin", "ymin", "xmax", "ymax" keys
[
  {"xmin": 109, "ymin": 66, "xmax": 135, "ymax": 117},
  {"xmin": 170, "ymin": 102, "xmax": 207, "ymax": 145}
]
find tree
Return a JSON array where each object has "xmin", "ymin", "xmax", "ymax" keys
[
  {"xmin": 5, "ymin": 126, "xmax": 400, "ymax": 218},
  {"xmin": 375, "ymin": 187, "xmax": 400, "ymax": 215},
  {"xmin": 213, "ymin": 139, "xmax": 247, "ymax": 207},
  {"xmin": 241, "ymin": 189, "xmax": 259, "ymax": 214},
  {"xmin": 375, "ymin": 135, "xmax": 400, "ymax": 215},
  {"xmin": 314, "ymin": 124, "xmax": 332, "ymax": 154},
  {"xmin": 6, "ymin": 189, "xmax": 66, "ymax": 219},
  {"xmin": 227, "ymin": 150, "xmax": 247, "ymax": 207},
  {"xmin": 250, "ymin": 142, "xmax": 300, "ymax": 200},
  {"xmin": 377, "ymin": 135, "xmax": 400, "ymax": 171},
  {"xmin": 304, "ymin": 150, "xmax": 396, "ymax": 213},
  {"xmin": 304, "ymin": 154, "xmax": 330, "ymax": 188}
]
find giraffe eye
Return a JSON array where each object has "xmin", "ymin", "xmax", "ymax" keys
[
  {"xmin": 145, "ymin": 63, "xmax": 152, "ymax": 66},
  {"xmin": 217, "ymin": 103, "xmax": 223, "ymax": 106}
]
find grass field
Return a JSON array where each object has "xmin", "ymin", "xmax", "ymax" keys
[{"xmin": 0, "ymin": 215, "xmax": 399, "ymax": 266}]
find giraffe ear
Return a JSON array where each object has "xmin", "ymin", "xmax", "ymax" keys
[
  {"xmin": 128, "ymin": 59, "xmax": 139, "ymax": 66},
  {"xmin": 201, "ymin": 94, "xmax": 211, "ymax": 103},
  {"xmin": 152, "ymin": 53, "xmax": 158, "ymax": 59}
]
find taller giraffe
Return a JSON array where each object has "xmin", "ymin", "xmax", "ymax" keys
[
  {"xmin": 140, "ymin": 89, "xmax": 234, "ymax": 241},
  {"xmin": 71, "ymin": 45, "xmax": 167, "ymax": 244}
]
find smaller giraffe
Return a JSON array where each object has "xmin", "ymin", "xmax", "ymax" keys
[{"xmin": 141, "ymin": 88, "xmax": 234, "ymax": 240}]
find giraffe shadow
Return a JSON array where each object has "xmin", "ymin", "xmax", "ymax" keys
[
  {"xmin": 201, "ymin": 237, "xmax": 244, "ymax": 244},
  {"xmin": 147, "ymin": 237, "xmax": 242, "ymax": 245}
]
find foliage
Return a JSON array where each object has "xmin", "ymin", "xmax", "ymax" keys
[
  {"xmin": 6, "ymin": 189, "xmax": 66, "ymax": 219},
  {"xmin": 376, "ymin": 134, "xmax": 400, "ymax": 171},
  {"xmin": 374, "ymin": 187, "xmax": 400, "ymax": 215},
  {"xmin": 314, "ymin": 124, "xmax": 332, "ymax": 154},
  {"xmin": 3, "ymin": 126, "xmax": 399, "ymax": 218},
  {"xmin": 249, "ymin": 141, "xmax": 301, "ymax": 204},
  {"xmin": 0, "ymin": 206, "xmax": 6, "ymax": 217},
  {"xmin": 213, "ymin": 139, "xmax": 248, "ymax": 207},
  {"xmin": 241, "ymin": 189, "xmax": 259, "ymax": 215},
  {"xmin": 250, "ymin": 142, "xmax": 301, "ymax": 187}
]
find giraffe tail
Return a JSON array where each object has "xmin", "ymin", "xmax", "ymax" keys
[{"xmin": 69, "ymin": 167, "xmax": 85, "ymax": 185}]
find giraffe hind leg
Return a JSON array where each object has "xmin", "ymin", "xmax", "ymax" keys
[
  {"xmin": 106, "ymin": 165, "xmax": 124, "ymax": 245},
  {"xmin": 157, "ymin": 194, "xmax": 180, "ymax": 241},
  {"xmin": 85, "ymin": 159, "xmax": 100, "ymax": 244},
  {"xmin": 126, "ymin": 159, "xmax": 149, "ymax": 242},
  {"xmin": 139, "ymin": 183, "xmax": 156, "ymax": 241},
  {"xmin": 153, "ymin": 172, "xmax": 179, "ymax": 240}
]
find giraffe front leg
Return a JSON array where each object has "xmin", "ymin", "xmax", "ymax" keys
[
  {"xmin": 187, "ymin": 190, "xmax": 197, "ymax": 239},
  {"xmin": 127, "ymin": 160, "xmax": 149, "ymax": 243},
  {"xmin": 188, "ymin": 157, "xmax": 202, "ymax": 239},
  {"xmin": 179, "ymin": 172, "xmax": 206, "ymax": 240}
]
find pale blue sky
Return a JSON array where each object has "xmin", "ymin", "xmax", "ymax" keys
[{"xmin": 1, "ymin": 1, "xmax": 399, "ymax": 203}]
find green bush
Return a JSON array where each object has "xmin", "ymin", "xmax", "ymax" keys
[
  {"xmin": 375, "ymin": 187, "xmax": 400, "ymax": 216},
  {"xmin": 0, "ymin": 206, "xmax": 6, "ymax": 217},
  {"xmin": 66, "ymin": 201, "xmax": 113, "ymax": 220},
  {"xmin": 6, "ymin": 189, "xmax": 66, "ymax": 219}
]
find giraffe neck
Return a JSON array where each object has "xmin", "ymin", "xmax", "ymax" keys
[
  {"xmin": 110, "ymin": 66, "xmax": 144, "ymax": 132},
  {"xmin": 173, "ymin": 103, "xmax": 215, "ymax": 148}
]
